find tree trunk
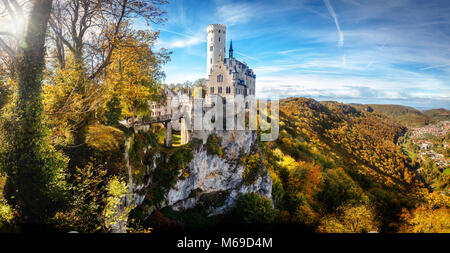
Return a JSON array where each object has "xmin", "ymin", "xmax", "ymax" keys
[{"xmin": 5, "ymin": 0, "xmax": 53, "ymax": 225}]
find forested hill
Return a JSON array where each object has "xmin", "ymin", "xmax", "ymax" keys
[
  {"xmin": 261, "ymin": 97, "xmax": 449, "ymax": 232},
  {"xmin": 347, "ymin": 103, "xmax": 450, "ymax": 128},
  {"xmin": 423, "ymin": 108, "xmax": 450, "ymax": 122}
]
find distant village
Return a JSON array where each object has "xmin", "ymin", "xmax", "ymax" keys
[{"xmin": 411, "ymin": 121, "xmax": 449, "ymax": 168}]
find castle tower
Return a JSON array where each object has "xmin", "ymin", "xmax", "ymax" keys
[{"xmin": 206, "ymin": 24, "xmax": 226, "ymax": 76}]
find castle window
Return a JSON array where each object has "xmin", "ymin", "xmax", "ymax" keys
[
  {"xmin": 210, "ymin": 87, "xmax": 214, "ymax": 94},
  {"xmin": 210, "ymin": 58, "xmax": 212, "ymax": 64},
  {"xmin": 218, "ymin": 86, "xmax": 222, "ymax": 94},
  {"xmin": 226, "ymin": 87, "xmax": 231, "ymax": 94},
  {"xmin": 210, "ymin": 46, "xmax": 213, "ymax": 51},
  {"xmin": 219, "ymin": 37, "xmax": 220, "ymax": 42}
]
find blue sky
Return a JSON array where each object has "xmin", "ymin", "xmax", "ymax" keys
[{"xmin": 138, "ymin": 0, "xmax": 450, "ymax": 110}]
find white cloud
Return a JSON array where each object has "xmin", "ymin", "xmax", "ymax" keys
[{"xmin": 158, "ymin": 36, "xmax": 204, "ymax": 49}]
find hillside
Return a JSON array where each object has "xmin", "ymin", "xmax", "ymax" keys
[
  {"xmin": 423, "ymin": 108, "xmax": 450, "ymax": 122},
  {"xmin": 349, "ymin": 103, "xmax": 431, "ymax": 128},
  {"xmin": 261, "ymin": 98, "xmax": 448, "ymax": 232}
]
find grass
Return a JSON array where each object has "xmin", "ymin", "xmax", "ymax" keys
[
  {"xmin": 444, "ymin": 168, "xmax": 450, "ymax": 175},
  {"xmin": 172, "ymin": 133, "xmax": 181, "ymax": 147},
  {"xmin": 157, "ymin": 128, "xmax": 165, "ymax": 144}
]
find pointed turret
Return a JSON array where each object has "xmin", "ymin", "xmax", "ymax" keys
[{"xmin": 229, "ymin": 40, "xmax": 234, "ymax": 59}]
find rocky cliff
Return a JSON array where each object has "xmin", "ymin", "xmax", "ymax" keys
[
  {"xmin": 126, "ymin": 129, "xmax": 272, "ymax": 222},
  {"xmin": 164, "ymin": 130, "xmax": 272, "ymax": 216}
]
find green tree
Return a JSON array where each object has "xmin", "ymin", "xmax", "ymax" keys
[{"xmin": 234, "ymin": 192, "xmax": 277, "ymax": 224}]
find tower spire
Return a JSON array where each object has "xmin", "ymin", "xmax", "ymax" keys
[{"xmin": 229, "ymin": 40, "xmax": 234, "ymax": 58}]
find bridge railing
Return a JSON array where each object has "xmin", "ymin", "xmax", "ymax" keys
[{"xmin": 139, "ymin": 114, "xmax": 174, "ymax": 124}]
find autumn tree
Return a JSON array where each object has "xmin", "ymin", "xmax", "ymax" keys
[
  {"xmin": 44, "ymin": 0, "xmax": 169, "ymax": 151},
  {"xmin": 318, "ymin": 203, "xmax": 379, "ymax": 233},
  {"xmin": 103, "ymin": 28, "xmax": 169, "ymax": 126},
  {"xmin": 399, "ymin": 205, "xmax": 450, "ymax": 233},
  {"xmin": 48, "ymin": 0, "xmax": 168, "ymax": 77}
]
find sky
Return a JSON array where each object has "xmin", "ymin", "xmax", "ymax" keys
[{"xmin": 137, "ymin": 0, "xmax": 450, "ymax": 110}]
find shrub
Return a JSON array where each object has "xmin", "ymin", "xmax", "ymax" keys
[
  {"xmin": 206, "ymin": 134, "xmax": 223, "ymax": 157},
  {"xmin": 103, "ymin": 176, "xmax": 134, "ymax": 232},
  {"xmin": 242, "ymin": 153, "xmax": 261, "ymax": 185},
  {"xmin": 234, "ymin": 192, "xmax": 277, "ymax": 224},
  {"xmin": 0, "ymin": 198, "xmax": 15, "ymax": 224}
]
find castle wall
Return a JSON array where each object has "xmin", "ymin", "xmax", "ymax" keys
[{"xmin": 206, "ymin": 58, "xmax": 255, "ymax": 97}]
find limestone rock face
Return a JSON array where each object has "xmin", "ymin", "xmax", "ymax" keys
[{"xmin": 163, "ymin": 130, "xmax": 272, "ymax": 215}]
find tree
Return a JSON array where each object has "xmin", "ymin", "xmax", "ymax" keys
[
  {"xmin": 399, "ymin": 205, "xmax": 450, "ymax": 233},
  {"xmin": 48, "ymin": 0, "xmax": 168, "ymax": 78},
  {"xmin": 2, "ymin": 0, "xmax": 69, "ymax": 225},
  {"xmin": 104, "ymin": 28, "xmax": 168, "ymax": 126},
  {"xmin": 233, "ymin": 192, "xmax": 277, "ymax": 224},
  {"xmin": 44, "ymin": 0, "xmax": 169, "ymax": 149},
  {"xmin": 318, "ymin": 203, "xmax": 379, "ymax": 233}
]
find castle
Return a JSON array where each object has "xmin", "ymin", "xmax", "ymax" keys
[
  {"xmin": 205, "ymin": 24, "xmax": 256, "ymax": 99},
  {"xmin": 126, "ymin": 24, "xmax": 257, "ymax": 147}
]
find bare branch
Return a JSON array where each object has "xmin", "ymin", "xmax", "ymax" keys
[{"xmin": 0, "ymin": 37, "xmax": 15, "ymax": 58}]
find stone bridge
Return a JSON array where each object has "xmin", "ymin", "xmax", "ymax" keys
[{"xmin": 124, "ymin": 113, "xmax": 190, "ymax": 148}]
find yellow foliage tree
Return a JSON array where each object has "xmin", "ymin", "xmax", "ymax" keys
[
  {"xmin": 318, "ymin": 203, "xmax": 379, "ymax": 233},
  {"xmin": 399, "ymin": 205, "xmax": 450, "ymax": 233},
  {"xmin": 104, "ymin": 28, "xmax": 167, "ymax": 126}
]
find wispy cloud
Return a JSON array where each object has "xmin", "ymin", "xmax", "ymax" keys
[
  {"xmin": 157, "ymin": 27, "xmax": 196, "ymax": 39},
  {"xmin": 421, "ymin": 63, "xmax": 450, "ymax": 70},
  {"xmin": 158, "ymin": 36, "xmax": 204, "ymax": 49},
  {"xmin": 217, "ymin": 3, "xmax": 256, "ymax": 26},
  {"xmin": 323, "ymin": 0, "xmax": 344, "ymax": 48},
  {"xmin": 235, "ymin": 51, "xmax": 259, "ymax": 62}
]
